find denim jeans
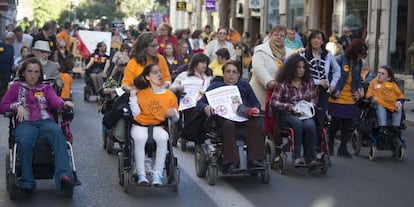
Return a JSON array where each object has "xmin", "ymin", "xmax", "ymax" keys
[
  {"xmin": 376, "ymin": 105, "xmax": 402, "ymax": 127},
  {"xmin": 280, "ymin": 111, "xmax": 317, "ymax": 162},
  {"xmin": 14, "ymin": 119, "xmax": 73, "ymax": 190}
]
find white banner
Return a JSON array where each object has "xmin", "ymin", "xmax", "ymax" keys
[
  {"xmin": 205, "ymin": 85, "xmax": 248, "ymax": 122},
  {"xmin": 77, "ymin": 30, "xmax": 111, "ymax": 56},
  {"xmin": 179, "ymin": 79, "xmax": 206, "ymax": 111}
]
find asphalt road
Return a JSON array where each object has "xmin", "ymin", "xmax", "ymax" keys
[{"xmin": 0, "ymin": 79, "xmax": 414, "ymax": 207}]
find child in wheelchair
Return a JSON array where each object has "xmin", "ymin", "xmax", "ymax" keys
[
  {"xmin": 128, "ymin": 64, "xmax": 179, "ymax": 186},
  {"xmin": 365, "ymin": 65, "xmax": 405, "ymax": 132},
  {"xmin": 0, "ymin": 58, "xmax": 79, "ymax": 197},
  {"xmin": 354, "ymin": 65, "xmax": 406, "ymax": 160}
]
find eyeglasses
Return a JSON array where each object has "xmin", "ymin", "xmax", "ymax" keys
[
  {"xmin": 59, "ymin": 46, "xmax": 66, "ymax": 49},
  {"xmin": 218, "ymin": 32, "xmax": 227, "ymax": 35},
  {"xmin": 224, "ymin": 70, "xmax": 239, "ymax": 74},
  {"xmin": 150, "ymin": 70, "xmax": 161, "ymax": 75},
  {"xmin": 378, "ymin": 72, "xmax": 386, "ymax": 75}
]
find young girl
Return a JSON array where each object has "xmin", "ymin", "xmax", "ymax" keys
[
  {"xmin": 366, "ymin": 65, "xmax": 405, "ymax": 130},
  {"xmin": 270, "ymin": 53, "xmax": 320, "ymax": 166},
  {"xmin": 129, "ymin": 64, "xmax": 179, "ymax": 185}
]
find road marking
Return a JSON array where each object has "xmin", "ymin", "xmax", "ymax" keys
[{"xmin": 175, "ymin": 149, "xmax": 255, "ymax": 207}]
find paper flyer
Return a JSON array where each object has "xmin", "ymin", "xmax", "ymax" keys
[
  {"xmin": 178, "ymin": 79, "xmax": 206, "ymax": 111},
  {"xmin": 205, "ymin": 85, "xmax": 248, "ymax": 122}
]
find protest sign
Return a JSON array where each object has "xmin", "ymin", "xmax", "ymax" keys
[
  {"xmin": 205, "ymin": 85, "xmax": 248, "ymax": 122},
  {"xmin": 179, "ymin": 79, "xmax": 206, "ymax": 111}
]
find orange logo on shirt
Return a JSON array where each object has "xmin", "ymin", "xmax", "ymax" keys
[
  {"xmin": 49, "ymin": 41, "xmax": 54, "ymax": 47},
  {"xmin": 160, "ymin": 43, "xmax": 165, "ymax": 48},
  {"xmin": 0, "ymin": 47, "xmax": 3, "ymax": 52},
  {"xmin": 343, "ymin": 65, "xmax": 349, "ymax": 72},
  {"xmin": 385, "ymin": 82, "xmax": 392, "ymax": 88},
  {"xmin": 184, "ymin": 58, "xmax": 189, "ymax": 63},
  {"xmin": 277, "ymin": 60, "xmax": 283, "ymax": 68},
  {"xmin": 34, "ymin": 92, "xmax": 43, "ymax": 98},
  {"xmin": 173, "ymin": 60, "xmax": 178, "ymax": 65}
]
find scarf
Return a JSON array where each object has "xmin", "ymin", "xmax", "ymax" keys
[{"xmin": 270, "ymin": 43, "xmax": 286, "ymax": 61}]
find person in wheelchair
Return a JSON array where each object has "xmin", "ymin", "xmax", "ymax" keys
[
  {"xmin": 0, "ymin": 58, "xmax": 75, "ymax": 192},
  {"xmin": 196, "ymin": 60, "xmax": 265, "ymax": 171},
  {"xmin": 365, "ymin": 65, "xmax": 405, "ymax": 132},
  {"xmin": 129, "ymin": 64, "xmax": 179, "ymax": 185},
  {"xmin": 269, "ymin": 53, "xmax": 321, "ymax": 167},
  {"xmin": 84, "ymin": 41, "xmax": 110, "ymax": 94}
]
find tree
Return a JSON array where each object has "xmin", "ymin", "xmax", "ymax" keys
[{"xmin": 33, "ymin": 0, "xmax": 67, "ymax": 27}]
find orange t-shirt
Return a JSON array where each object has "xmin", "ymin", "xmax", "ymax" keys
[
  {"xmin": 133, "ymin": 88, "xmax": 178, "ymax": 125},
  {"xmin": 366, "ymin": 78, "xmax": 404, "ymax": 111},
  {"xmin": 122, "ymin": 54, "xmax": 171, "ymax": 87},
  {"xmin": 57, "ymin": 31, "xmax": 71, "ymax": 50},
  {"xmin": 59, "ymin": 73, "xmax": 72, "ymax": 100},
  {"xmin": 328, "ymin": 70, "xmax": 355, "ymax": 104}
]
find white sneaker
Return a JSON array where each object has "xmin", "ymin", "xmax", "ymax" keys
[
  {"xmin": 151, "ymin": 173, "xmax": 163, "ymax": 186},
  {"xmin": 137, "ymin": 174, "xmax": 149, "ymax": 185}
]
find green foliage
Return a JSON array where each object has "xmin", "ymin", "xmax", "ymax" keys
[{"xmin": 33, "ymin": 0, "xmax": 67, "ymax": 26}]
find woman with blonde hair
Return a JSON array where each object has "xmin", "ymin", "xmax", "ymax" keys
[{"xmin": 249, "ymin": 24, "xmax": 293, "ymax": 109}]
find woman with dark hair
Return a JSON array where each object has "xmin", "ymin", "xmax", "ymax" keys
[
  {"xmin": 301, "ymin": 29, "xmax": 341, "ymax": 137},
  {"xmin": 157, "ymin": 23, "xmax": 180, "ymax": 57},
  {"xmin": 196, "ymin": 60, "xmax": 265, "ymax": 171},
  {"xmin": 269, "ymin": 53, "xmax": 320, "ymax": 166},
  {"xmin": 129, "ymin": 63, "xmax": 179, "ymax": 185},
  {"xmin": 328, "ymin": 39, "xmax": 367, "ymax": 158},
  {"xmin": 84, "ymin": 41, "xmax": 110, "ymax": 93},
  {"xmin": 122, "ymin": 32, "xmax": 171, "ymax": 91},
  {"xmin": 163, "ymin": 42, "xmax": 183, "ymax": 80},
  {"xmin": 0, "ymin": 58, "xmax": 74, "ymax": 192},
  {"xmin": 366, "ymin": 65, "xmax": 404, "ymax": 131},
  {"xmin": 209, "ymin": 48, "xmax": 231, "ymax": 81}
]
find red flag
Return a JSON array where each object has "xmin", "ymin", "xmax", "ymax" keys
[{"xmin": 76, "ymin": 34, "xmax": 91, "ymax": 59}]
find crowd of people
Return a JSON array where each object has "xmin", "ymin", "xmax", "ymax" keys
[{"xmin": 0, "ymin": 16, "xmax": 406, "ymax": 190}]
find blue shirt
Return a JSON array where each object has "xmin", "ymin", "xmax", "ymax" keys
[{"xmin": 0, "ymin": 41, "xmax": 14, "ymax": 75}]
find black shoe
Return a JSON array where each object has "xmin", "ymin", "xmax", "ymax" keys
[
  {"xmin": 248, "ymin": 160, "xmax": 265, "ymax": 168},
  {"xmin": 225, "ymin": 162, "xmax": 239, "ymax": 172},
  {"xmin": 337, "ymin": 148, "xmax": 352, "ymax": 158}
]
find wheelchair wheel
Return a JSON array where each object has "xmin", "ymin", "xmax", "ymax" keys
[
  {"xmin": 6, "ymin": 152, "xmax": 17, "ymax": 200},
  {"xmin": 320, "ymin": 153, "xmax": 329, "ymax": 175},
  {"xmin": 351, "ymin": 130, "xmax": 362, "ymax": 156},
  {"xmin": 173, "ymin": 168, "xmax": 180, "ymax": 192},
  {"xmin": 180, "ymin": 139, "xmax": 187, "ymax": 151},
  {"xmin": 260, "ymin": 166, "xmax": 270, "ymax": 184},
  {"xmin": 265, "ymin": 138, "xmax": 276, "ymax": 170},
  {"xmin": 395, "ymin": 146, "xmax": 405, "ymax": 162},
  {"xmin": 194, "ymin": 145, "xmax": 207, "ymax": 177},
  {"xmin": 118, "ymin": 152, "xmax": 124, "ymax": 186},
  {"xmin": 207, "ymin": 164, "xmax": 217, "ymax": 186},
  {"xmin": 277, "ymin": 153, "xmax": 288, "ymax": 175},
  {"xmin": 123, "ymin": 170, "xmax": 129, "ymax": 193},
  {"xmin": 368, "ymin": 145, "xmax": 377, "ymax": 161},
  {"xmin": 83, "ymin": 86, "xmax": 90, "ymax": 102},
  {"xmin": 106, "ymin": 136, "xmax": 114, "ymax": 154}
]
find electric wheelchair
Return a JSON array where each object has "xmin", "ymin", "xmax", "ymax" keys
[
  {"xmin": 4, "ymin": 108, "xmax": 81, "ymax": 200},
  {"xmin": 117, "ymin": 104, "xmax": 180, "ymax": 193},
  {"xmin": 83, "ymin": 69, "xmax": 99, "ymax": 102},
  {"xmin": 350, "ymin": 98, "xmax": 408, "ymax": 161},
  {"xmin": 194, "ymin": 114, "xmax": 270, "ymax": 186}
]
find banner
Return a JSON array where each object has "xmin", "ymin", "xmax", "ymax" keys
[
  {"xmin": 77, "ymin": 30, "xmax": 111, "ymax": 58},
  {"xmin": 205, "ymin": 85, "xmax": 248, "ymax": 122},
  {"xmin": 179, "ymin": 79, "xmax": 207, "ymax": 111}
]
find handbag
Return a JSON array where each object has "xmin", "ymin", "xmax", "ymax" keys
[
  {"xmin": 102, "ymin": 93, "xmax": 130, "ymax": 128},
  {"xmin": 294, "ymin": 100, "xmax": 315, "ymax": 120}
]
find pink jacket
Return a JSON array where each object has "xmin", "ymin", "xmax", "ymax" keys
[{"xmin": 0, "ymin": 81, "xmax": 64, "ymax": 122}]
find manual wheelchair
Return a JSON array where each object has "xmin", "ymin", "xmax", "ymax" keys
[
  {"xmin": 117, "ymin": 106, "xmax": 180, "ymax": 193},
  {"xmin": 4, "ymin": 108, "xmax": 81, "ymax": 200},
  {"xmin": 350, "ymin": 98, "xmax": 408, "ymax": 162},
  {"xmin": 194, "ymin": 114, "xmax": 270, "ymax": 186},
  {"xmin": 265, "ymin": 107, "xmax": 330, "ymax": 175}
]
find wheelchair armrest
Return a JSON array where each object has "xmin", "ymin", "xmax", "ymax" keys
[{"xmin": 3, "ymin": 111, "xmax": 14, "ymax": 118}]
